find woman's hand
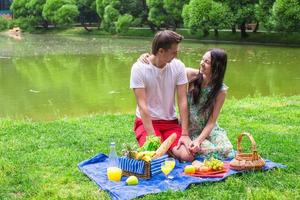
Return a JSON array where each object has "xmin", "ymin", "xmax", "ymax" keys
[
  {"xmin": 188, "ymin": 139, "xmax": 201, "ymax": 154},
  {"xmin": 138, "ymin": 53, "xmax": 150, "ymax": 64}
]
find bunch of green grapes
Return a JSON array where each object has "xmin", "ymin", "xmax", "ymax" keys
[{"xmin": 204, "ymin": 158, "xmax": 224, "ymax": 171}]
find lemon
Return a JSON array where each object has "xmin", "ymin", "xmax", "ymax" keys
[
  {"xmin": 184, "ymin": 165, "xmax": 196, "ymax": 174},
  {"xmin": 126, "ymin": 176, "xmax": 138, "ymax": 185},
  {"xmin": 142, "ymin": 155, "xmax": 152, "ymax": 162}
]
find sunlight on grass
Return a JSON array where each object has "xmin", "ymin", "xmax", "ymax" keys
[{"xmin": 0, "ymin": 96, "xmax": 299, "ymax": 199}]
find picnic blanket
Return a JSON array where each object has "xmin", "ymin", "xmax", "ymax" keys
[{"xmin": 78, "ymin": 153, "xmax": 286, "ymax": 200}]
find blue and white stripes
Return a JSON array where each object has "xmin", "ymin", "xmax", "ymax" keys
[
  {"xmin": 119, "ymin": 154, "xmax": 168, "ymax": 176},
  {"xmin": 150, "ymin": 155, "xmax": 168, "ymax": 176},
  {"xmin": 119, "ymin": 157, "xmax": 145, "ymax": 174}
]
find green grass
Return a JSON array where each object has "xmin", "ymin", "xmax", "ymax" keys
[
  {"xmin": 0, "ymin": 96, "xmax": 299, "ymax": 199},
  {"xmin": 31, "ymin": 27, "xmax": 300, "ymax": 46}
]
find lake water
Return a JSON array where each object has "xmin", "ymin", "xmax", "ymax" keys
[{"xmin": 0, "ymin": 34, "xmax": 299, "ymax": 120}]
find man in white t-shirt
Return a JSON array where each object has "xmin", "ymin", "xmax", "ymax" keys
[{"xmin": 130, "ymin": 30, "xmax": 193, "ymax": 161}]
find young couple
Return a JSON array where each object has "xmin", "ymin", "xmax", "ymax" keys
[{"xmin": 130, "ymin": 30, "xmax": 233, "ymax": 162}]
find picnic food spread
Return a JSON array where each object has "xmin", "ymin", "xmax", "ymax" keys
[
  {"xmin": 183, "ymin": 157, "xmax": 229, "ymax": 177},
  {"xmin": 122, "ymin": 133, "xmax": 177, "ymax": 162},
  {"xmin": 117, "ymin": 133, "xmax": 177, "ymax": 180}
]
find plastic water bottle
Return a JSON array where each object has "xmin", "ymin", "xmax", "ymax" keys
[{"xmin": 108, "ymin": 142, "xmax": 119, "ymax": 167}]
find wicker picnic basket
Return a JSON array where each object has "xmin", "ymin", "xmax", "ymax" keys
[
  {"xmin": 121, "ymin": 159, "xmax": 151, "ymax": 179},
  {"xmin": 119, "ymin": 133, "xmax": 176, "ymax": 179},
  {"xmin": 119, "ymin": 155, "xmax": 168, "ymax": 179},
  {"xmin": 230, "ymin": 132, "xmax": 265, "ymax": 170}
]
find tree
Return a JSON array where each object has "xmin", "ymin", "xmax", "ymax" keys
[
  {"xmin": 55, "ymin": 4, "xmax": 79, "ymax": 26},
  {"xmin": 76, "ymin": 0, "xmax": 99, "ymax": 31},
  {"xmin": 10, "ymin": 0, "xmax": 47, "ymax": 30},
  {"xmin": 255, "ymin": 0, "xmax": 275, "ymax": 31},
  {"xmin": 272, "ymin": 0, "xmax": 300, "ymax": 32},
  {"xmin": 26, "ymin": 0, "xmax": 48, "ymax": 28},
  {"xmin": 102, "ymin": 5, "xmax": 120, "ymax": 33},
  {"xmin": 42, "ymin": 0, "xmax": 79, "ymax": 26},
  {"xmin": 118, "ymin": 0, "xmax": 148, "ymax": 27},
  {"xmin": 146, "ymin": 0, "xmax": 168, "ymax": 30},
  {"xmin": 182, "ymin": 0, "xmax": 233, "ymax": 37},
  {"xmin": 96, "ymin": 0, "xmax": 119, "ymax": 21},
  {"xmin": 163, "ymin": 0, "xmax": 189, "ymax": 30},
  {"xmin": 116, "ymin": 14, "xmax": 133, "ymax": 33},
  {"xmin": 182, "ymin": 0, "xmax": 212, "ymax": 36},
  {"xmin": 222, "ymin": 0, "xmax": 258, "ymax": 38},
  {"xmin": 10, "ymin": 0, "xmax": 29, "ymax": 18},
  {"xmin": 208, "ymin": 2, "xmax": 233, "ymax": 37}
]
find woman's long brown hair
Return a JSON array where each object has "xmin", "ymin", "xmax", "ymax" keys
[{"xmin": 190, "ymin": 48, "xmax": 228, "ymax": 116}]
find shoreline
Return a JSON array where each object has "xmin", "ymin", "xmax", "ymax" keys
[{"xmin": 11, "ymin": 27, "xmax": 300, "ymax": 47}]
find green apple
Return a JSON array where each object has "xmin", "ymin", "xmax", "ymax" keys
[{"xmin": 126, "ymin": 176, "xmax": 138, "ymax": 185}]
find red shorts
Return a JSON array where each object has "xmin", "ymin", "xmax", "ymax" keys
[{"xmin": 133, "ymin": 118, "xmax": 182, "ymax": 150}]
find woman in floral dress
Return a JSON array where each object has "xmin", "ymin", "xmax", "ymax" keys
[{"xmin": 185, "ymin": 48, "xmax": 233, "ymax": 159}]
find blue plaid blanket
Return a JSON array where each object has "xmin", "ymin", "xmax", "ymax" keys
[{"xmin": 78, "ymin": 153, "xmax": 286, "ymax": 200}]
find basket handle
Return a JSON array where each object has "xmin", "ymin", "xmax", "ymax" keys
[{"xmin": 237, "ymin": 132, "xmax": 259, "ymax": 159}]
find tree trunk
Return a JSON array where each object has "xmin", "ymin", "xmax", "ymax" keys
[
  {"xmin": 149, "ymin": 23, "xmax": 157, "ymax": 32},
  {"xmin": 240, "ymin": 22, "xmax": 248, "ymax": 38},
  {"xmin": 203, "ymin": 29, "xmax": 209, "ymax": 37},
  {"xmin": 214, "ymin": 29, "xmax": 218, "ymax": 37},
  {"xmin": 253, "ymin": 22, "xmax": 259, "ymax": 33},
  {"xmin": 42, "ymin": 20, "xmax": 48, "ymax": 29},
  {"xmin": 231, "ymin": 24, "xmax": 236, "ymax": 33},
  {"xmin": 172, "ymin": 22, "xmax": 177, "ymax": 31},
  {"xmin": 81, "ymin": 21, "xmax": 92, "ymax": 32}
]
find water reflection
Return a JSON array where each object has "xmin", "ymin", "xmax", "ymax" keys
[{"xmin": 0, "ymin": 34, "xmax": 299, "ymax": 120}]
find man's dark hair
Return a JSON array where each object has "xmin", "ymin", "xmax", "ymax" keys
[{"xmin": 151, "ymin": 30, "xmax": 183, "ymax": 55}]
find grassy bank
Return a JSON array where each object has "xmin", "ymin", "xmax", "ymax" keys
[
  {"xmin": 33, "ymin": 27, "xmax": 300, "ymax": 46},
  {"xmin": 0, "ymin": 95, "xmax": 299, "ymax": 199}
]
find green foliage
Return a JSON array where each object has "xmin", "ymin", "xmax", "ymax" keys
[
  {"xmin": 7, "ymin": 0, "xmax": 300, "ymax": 34},
  {"xmin": 76, "ymin": 0, "xmax": 99, "ymax": 25},
  {"xmin": 56, "ymin": 4, "xmax": 79, "ymax": 26},
  {"xmin": 102, "ymin": 5, "xmax": 120, "ymax": 33},
  {"xmin": 163, "ymin": 0, "xmax": 189, "ymax": 29},
  {"xmin": 0, "ymin": 17, "xmax": 9, "ymax": 31},
  {"xmin": 209, "ymin": 2, "xmax": 233, "ymax": 30},
  {"xmin": 10, "ymin": 0, "xmax": 47, "ymax": 30},
  {"xmin": 10, "ymin": 0, "xmax": 29, "ymax": 18},
  {"xmin": 96, "ymin": 0, "xmax": 119, "ymax": 20},
  {"xmin": 8, "ymin": 17, "xmax": 37, "ymax": 32},
  {"xmin": 235, "ymin": 3, "xmax": 257, "ymax": 24},
  {"xmin": 146, "ymin": 0, "xmax": 168, "ymax": 29},
  {"xmin": 272, "ymin": 0, "xmax": 300, "ymax": 32},
  {"xmin": 255, "ymin": 0, "xmax": 276, "ymax": 30},
  {"xmin": 43, "ymin": 0, "xmax": 78, "ymax": 26},
  {"xmin": 182, "ymin": 0, "xmax": 212, "ymax": 34},
  {"xmin": 117, "ymin": 0, "xmax": 148, "ymax": 27},
  {"xmin": 116, "ymin": 14, "xmax": 133, "ymax": 33},
  {"xmin": 131, "ymin": 17, "xmax": 143, "ymax": 27},
  {"xmin": 138, "ymin": 135, "xmax": 161, "ymax": 152}
]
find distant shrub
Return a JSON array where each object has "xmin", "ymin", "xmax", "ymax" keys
[
  {"xmin": 0, "ymin": 17, "xmax": 9, "ymax": 31},
  {"xmin": 8, "ymin": 17, "xmax": 37, "ymax": 32}
]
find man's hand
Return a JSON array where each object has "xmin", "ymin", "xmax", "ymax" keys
[
  {"xmin": 138, "ymin": 53, "xmax": 150, "ymax": 64},
  {"xmin": 176, "ymin": 135, "xmax": 191, "ymax": 151}
]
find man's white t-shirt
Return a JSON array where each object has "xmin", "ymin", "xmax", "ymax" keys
[{"xmin": 130, "ymin": 58, "xmax": 188, "ymax": 120}]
